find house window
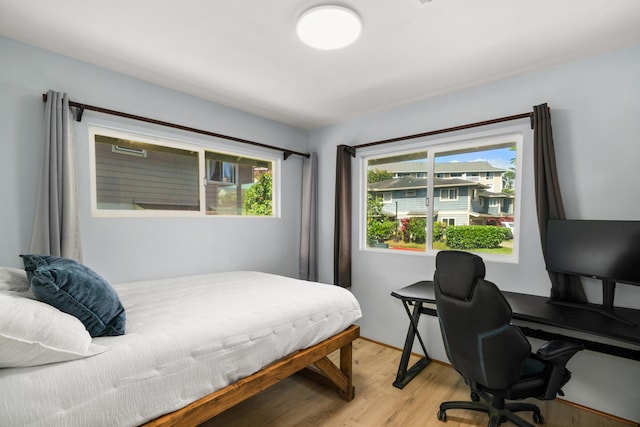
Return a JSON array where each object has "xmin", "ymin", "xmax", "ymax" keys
[
  {"xmin": 383, "ymin": 192, "xmax": 392, "ymax": 202},
  {"xmin": 442, "ymin": 218, "xmax": 455, "ymax": 226},
  {"xmin": 489, "ymin": 198, "xmax": 499, "ymax": 207},
  {"xmin": 361, "ymin": 131, "xmax": 522, "ymax": 261},
  {"xmin": 207, "ymin": 159, "xmax": 236, "ymax": 183},
  {"xmin": 90, "ymin": 127, "xmax": 278, "ymax": 217},
  {"xmin": 440, "ymin": 188, "xmax": 458, "ymax": 201}
]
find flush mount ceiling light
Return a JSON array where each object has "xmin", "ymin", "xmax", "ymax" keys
[{"xmin": 296, "ymin": 5, "xmax": 362, "ymax": 50}]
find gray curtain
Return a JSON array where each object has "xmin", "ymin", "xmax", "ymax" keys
[
  {"xmin": 334, "ymin": 145, "xmax": 354, "ymax": 288},
  {"xmin": 532, "ymin": 103, "xmax": 585, "ymax": 302},
  {"xmin": 299, "ymin": 152, "xmax": 318, "ymax": 281},
  {"xmin": 30, "ymin": 90, "xmax": 83, "ymax": 261}
]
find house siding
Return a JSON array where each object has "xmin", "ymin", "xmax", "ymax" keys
[
  {"xmin": 383, "ymin": 188, "xmax": 428, "ymax": 215},
  {"xmin": 95, "ymin": 142, "xmax": 200, "ymax": 210},
  {"xmin": 437, "ymin": 213, "xmax": 469, "ymax": 225},
  {"xmin": 434, "ymin": 186, "xmax": 469, "ymax": 212}
]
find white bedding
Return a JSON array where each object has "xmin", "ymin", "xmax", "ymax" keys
[{"xmin": 0, "ymin": 271, "xmax": 362, "ymax": 427}]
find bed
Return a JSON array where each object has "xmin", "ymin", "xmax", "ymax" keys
[{"xmin": 0, "ymin": 266, "xmax": 362, "ymax": 427}]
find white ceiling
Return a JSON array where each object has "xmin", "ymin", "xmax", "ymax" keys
[{"xmin": 1, "ymin": 0, "xmax": 639, "ymax": 129}]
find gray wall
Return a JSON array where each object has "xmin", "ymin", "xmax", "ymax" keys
[
  {"xmin": 0, "ymin": 36, "xmax": 308, "ymax": 283},
  {"xmin": 309, "ymin": 45, "xmax": 640, "ymax": 421}
]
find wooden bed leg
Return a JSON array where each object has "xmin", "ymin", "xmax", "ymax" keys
[
  {"xmin": 309, "ymin": 340, "xmax": 355, "ymax": 402},
  {"xmin": 339, "ymin": 340, "xmax": 355, "ymax": 401}
]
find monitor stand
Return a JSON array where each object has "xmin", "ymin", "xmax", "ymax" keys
[{"xmin": 548, "ymin": 279, "xmax": 637, "ymax": 327}]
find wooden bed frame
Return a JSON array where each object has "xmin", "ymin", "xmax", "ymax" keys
[{"xmin": 143, "ymin": 324, "xmax": 360, "ymax": 426}]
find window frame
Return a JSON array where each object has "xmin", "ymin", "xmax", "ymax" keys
[
  {"xmin": 442, "ymin": 218, "xmax": 456, "ymax": 226},
  {"xmin": 358, "ymin": 128, "xmax": 523, "ymax": 263},
  {"xmin": 88, "ymin": 125, "xmax": 281, "ymax": 218},
  {"xmin": 440, "ymin": 188, "xmax": 458, "ymax": 201}
]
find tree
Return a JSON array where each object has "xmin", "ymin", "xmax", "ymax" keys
[
  {"xmin": 366, "ymin": 194, "xmax": 396, "ymax": 243},
  {"xmin": 243, "ymin": 173, "xmax": 272, "ymax": 215},
  {"xmin": 502, "ymin": 168, "xmax": 515, "ymax": 193},
  {"xmin": 368, "ymin": 169, "xmax": 393, "ymax": 183}
]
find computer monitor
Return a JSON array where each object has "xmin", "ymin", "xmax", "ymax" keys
[{"xmin": 545, "ymin": 219, "xmax": 640, "ymax": 326}]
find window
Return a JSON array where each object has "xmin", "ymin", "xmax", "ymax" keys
[
  {"xmin": 207, "ymin": 159, "xmax": 236, "ymax": 183},
  {"xmin": 440, "ymin": 188, "xmax": 458, "ymax": 201},
  {"xmin": 362, "ymin": 131, "xmax": 522, "ymax": 261},
  {"xmin": 90, "ymin": 127, "xmax": 278, "ymax": 217}
]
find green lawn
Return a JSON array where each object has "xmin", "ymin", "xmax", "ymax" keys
[{"xmin": 386, "ymin": 239, "xmax": 513, "ymax": 255}]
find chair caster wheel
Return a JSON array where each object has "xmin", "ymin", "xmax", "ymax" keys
[
  {"xmin": 533, "ymin": 412, "xmax": 544, "ymax": 424},
  {"xmin": 437, "ymin": 410, "xmax": 447, "ymax": 421}
]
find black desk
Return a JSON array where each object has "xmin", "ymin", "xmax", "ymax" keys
[{"xmin": 391, "ymin": 281, "xmax": 640, "ymax": 388}]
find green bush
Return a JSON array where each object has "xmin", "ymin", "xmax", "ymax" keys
[
  {"xmin": 407, "ymin": 217, "xmax": 427, "ymax": 244},
  {"xmin": 432, "ymin": 221, "xmax": 445, "ymax": 242},
  {"xmin": 498, "ymin": 226, "xmax": 513, "ymax": 240},
  {"xmin": 368, "ymin": 219, "xmax": 396, "ymax": 243},
  {"xmin": 243, "ymin": 173, "xmax": 272, "ymax": 215},
  {"xmin": 445, "ymin": 225, "xmax": 506, "ymax": 249}
]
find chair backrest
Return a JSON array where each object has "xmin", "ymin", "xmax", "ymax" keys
[{"xmin": 434, "ymin": 251, "xmax": 531, "ymax": 390}]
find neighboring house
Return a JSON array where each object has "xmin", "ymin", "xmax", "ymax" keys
[
  {"xmin": 435, "ymin": 161, "xmax": 506, "ymax": 192},
  {"xmin": 374, "ymin": 160, "xmax": 507, "ymax": 192},
  {"xmin": 368, "ymin": 161, "xmax": 514, "ymax": 226}
]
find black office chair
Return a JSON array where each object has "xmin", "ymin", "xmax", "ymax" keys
[{"xmin": 433, "ymin": 251, "xmax": 583, "ymax": 427}]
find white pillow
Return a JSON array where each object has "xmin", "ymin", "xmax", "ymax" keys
[
  {"xmin": 0, "ymin": 267, "xmax": 30, "ymax": 292},
  {"xmin": 0, "ymin": 293, "xmax": 108, "ymax": 368}
]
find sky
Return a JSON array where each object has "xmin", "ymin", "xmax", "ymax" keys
[{"xmin": 435, "ymin": 146, "xmax": 515, "ymax": 170}]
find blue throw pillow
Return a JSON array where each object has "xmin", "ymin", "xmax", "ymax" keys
[{"xmin": 20, "ymin": 255, "xmax": 126, "ymax": 337}]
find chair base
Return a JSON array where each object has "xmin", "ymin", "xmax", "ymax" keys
[{"xmin": 437, "ymin": 396, "xmax": 544, "ymax": 427}]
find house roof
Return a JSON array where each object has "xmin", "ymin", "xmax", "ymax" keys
[
  {"xmin": 369, "ymin": 160, "xmax": 506, "ymax": 174},
  {"xmin": 478, "ymin": 190, "xmax": 514, "ymax": 199},
  {"xmin": 436, "ymin": 161, "xmax": 506, "ymax": 173},
  {"xmin": 368, "ymin": 176, "xmax": 486, "ymax": 191}
]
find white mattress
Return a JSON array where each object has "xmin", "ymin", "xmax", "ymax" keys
[{"xmin": 0, "ymin": 271, "xmax": 362, "ymax": 427}]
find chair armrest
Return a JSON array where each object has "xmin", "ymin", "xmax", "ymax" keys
[
  {"xmin": 536, "ymin": 340, "xmax": 584, "ymax": 400},
  {"xmin": 537, "ymin": 340, "xmax": 584, "ymax": 362}
]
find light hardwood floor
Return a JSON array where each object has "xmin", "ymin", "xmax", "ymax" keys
[{"xmin": 200, "ymin": 338, "xmax": 635, "ymax": 427}]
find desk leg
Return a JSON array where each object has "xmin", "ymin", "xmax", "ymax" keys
[{"xmin": 393, "ymin": 301, "xmax": 432, "ymax": 389}]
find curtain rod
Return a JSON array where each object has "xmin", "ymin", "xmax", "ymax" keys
[
  {"xmin": 351, "ymin": 111, "xmax": 533, "ymax": 152},
  {"xmin": 41, "ymin": 93, "xmax": 310, "ymax": 160}
]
